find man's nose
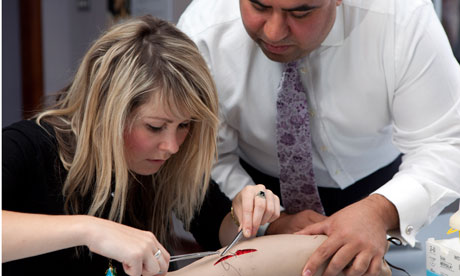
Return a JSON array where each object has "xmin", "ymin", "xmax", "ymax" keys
[{"xmin": 264, "ymin": 12, "xmax": 289, "ymax": 42}]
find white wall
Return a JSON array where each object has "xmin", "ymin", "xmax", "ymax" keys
[
  {"xmin": 2, "ymin": 0, "xmax": 193, "ymax": 126},
  {"xmin": 41, "ymin": 0, "xmax": 191, "ymax": 97},
  {"xmin": 41, "ymin": 0, "xmax": 108, "ymax": 96},
  {"xmin": 2, "ymin": 0, "xmax": 23, "ymax": 126},
  {"xmin": 131, "ymin": 0, "xmax": 191, "ymax": 22}
]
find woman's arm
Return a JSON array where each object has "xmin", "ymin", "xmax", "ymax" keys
[
  {"xmin": 2, "ymin": 210, "xmax": 169, "ymax": 275},
  {"xmin": 2, "ymin": 210, "xmax": 89, "ymax": 262}
]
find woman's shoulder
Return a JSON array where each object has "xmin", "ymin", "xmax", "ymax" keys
[
  {"xmin": 3, "ymin": 119, "xmax": 55, "ymax": 143},
  {"xmin": 3, "ymin": 119, "xmax": 58, "ymax": 159}
]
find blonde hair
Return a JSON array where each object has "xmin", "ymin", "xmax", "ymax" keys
[{"xmin": 36, "ymin": 15, "xmax": 218, "ymax": 244}]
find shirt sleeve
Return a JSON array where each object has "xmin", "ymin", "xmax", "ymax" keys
[
  {"xmin": 211, "ymin": 112, "xmax": 256, "ymax": 199},
  {"xmin": 189, "ymin": 179, "xmax": 232, "ymax": 250},
  {"xmin": 374, "ymin": 3, "xmax": 460, "ymax": 246}
]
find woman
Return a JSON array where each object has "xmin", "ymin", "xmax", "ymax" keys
[{"xmin": 2, "ymin": 15, "xmax": 280, "ymax": 275}]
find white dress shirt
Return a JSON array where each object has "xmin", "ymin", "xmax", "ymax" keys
[{"xmin": 178, "ymin": 0, "xmax": 460, "ymax": 246}]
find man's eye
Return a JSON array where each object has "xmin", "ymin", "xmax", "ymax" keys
[
  {"xmin": 291, "ymin": 11, "xmax": 311, "ymax": 19},
  {"xmin": 250, "ymin": 1, "xmax": 268, "ymax": 11},
  {"xmin": 253, "ymin": 4, "xmax": 267, "ymax": 11}
]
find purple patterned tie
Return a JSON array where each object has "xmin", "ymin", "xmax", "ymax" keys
[{"xmin": 276, "ymin": 61, "xmax": 324, "ymax": 215}]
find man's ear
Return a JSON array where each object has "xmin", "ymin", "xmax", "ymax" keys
[{"xmin": 336, "ymin": 0, "xmax": 343, "ymax": 6}]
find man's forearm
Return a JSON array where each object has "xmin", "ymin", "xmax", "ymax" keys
[{"xmin": 364, "ymin": 194, "xmax": 400, "ymax": 231}]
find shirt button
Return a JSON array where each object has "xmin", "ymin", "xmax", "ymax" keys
[
  {"xmin": 320, "ymin": 145, "xmax": 327, "ymax": 152},
  {"xmin": 405, "ymin": 225, "xmax": 414, "ymax": 235},
  {"xmin": 335, "ymin": 170, "xmax": 341, "ymax": 175},
  {"xmin": 300, "ymin": 67, "xmax": 307, "ymax": 74},
  {"xmin": 309, "ymin": 110, "xmax": 316, "ymax": 117}
]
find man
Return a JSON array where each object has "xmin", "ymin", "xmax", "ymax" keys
[{"xmin": 178, "ymin": 0, "xmax": 460, "ymax": 275}]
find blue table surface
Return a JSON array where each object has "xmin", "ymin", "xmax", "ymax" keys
[{"xmin": 385, "ymin": 210, "xmax": 458, "ymax": 276}]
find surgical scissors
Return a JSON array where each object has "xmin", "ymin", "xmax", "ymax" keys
[
  {"xmin": 170, "ymin": 229, "xmax": 244, "ymax": 262},
  {"xmin": 220, "ymin": 229, "xmax": 243, "ymax": 256},
  {"xmin": 170, "ymin": 251, "xmax": 220, "ymax": 262}
]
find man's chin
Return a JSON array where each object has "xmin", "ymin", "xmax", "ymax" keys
[{"xmin": 260, "ymin": 48, "xmax": 304, "ymax": 63}]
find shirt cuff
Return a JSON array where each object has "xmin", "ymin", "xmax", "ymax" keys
[
  {"xmin": 372, "ymin": 173, "xmax": 430, "ymax": 247},
  {"xmin": 257, "ymin": 223, "xmax": 270, "ymax": 236},
  {"xmin": 257, "ymin": 206, "xmax": 285, "ymax": 236}
]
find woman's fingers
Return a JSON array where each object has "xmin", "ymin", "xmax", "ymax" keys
[
  {"xmin": 122, "ymin": 260, "xmax": 143, "ymax": 276},
  {"xmin": 146, "ymin": 247, "xmax": 169, "ymax": 275},
  {"xmin": 156, "ymin": 243, "xmax": 170, "ymax": 275},
  {"xmin": 142, "ymin": 251, "xmax": 159, "ymax": 275},
  {"xmin": 260, "ymin": 189, "xmax": 277, "ymax": 225},
  {"xmin": 240, "ymin": 186, "xmax": 255, "ymax": 236},
  {"xmin": 252, "ymin": 187, "xmax": 268, "ymax": 235},
  {"xmin": 125, "ymin": 244, "xmax": 170, "ymax": 276},
  {"xmin": 234, "ymin": 184, "xmax": 280, "ymax": 237},
  {"xmin": 86, "ymin": 218, "xmax": 170, "ymax": 276}
]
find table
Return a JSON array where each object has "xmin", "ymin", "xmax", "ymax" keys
[{"xmin": 385, "ymin": 204, "xmax": 459, "ymax": 275}]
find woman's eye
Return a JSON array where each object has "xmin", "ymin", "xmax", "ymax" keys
[
  {"xmin": 148, "ymin": 125, "xmax": 163, "ymax": 132},
  {"xmin": 179, "ymin": 122, "xmax": 191, "ymax": 129}
]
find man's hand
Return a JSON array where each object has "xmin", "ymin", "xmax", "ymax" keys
[
  {"xmin": 296, "ymin": 194, "xmax": 399, "ymax": 276},
  {"xmin": 266, "ymin": 209, "xmax": 327, "ymax": 235}
]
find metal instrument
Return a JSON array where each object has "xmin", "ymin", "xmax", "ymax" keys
[
  {"xmin": 220, "ymin": 229, "xmax": 244, "ymax": 256},
  {"xmin": 170, "ymin": 250, "xmax": 220, "ymax": 262}
]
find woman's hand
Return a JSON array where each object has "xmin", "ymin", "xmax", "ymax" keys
[
  {"xmin": 84, "ymin": 216, "xmax": 169, "ymax": 276},
  {"xmin": 232, "ymin": 184, "xmax": 281, "ymax": 237}
]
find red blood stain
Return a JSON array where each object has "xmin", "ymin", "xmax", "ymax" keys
[
  {"xmin": 235, "ymin": 249, "xmax": 256, "ymax": 255},
  {"xmin": 214, "ymin": 249, "xmax": 257, "ymax": 265}
]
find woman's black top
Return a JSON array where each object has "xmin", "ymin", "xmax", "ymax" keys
[{"xmin": 2, "ymin": 120, "xmax": 231, "ymax": 275}]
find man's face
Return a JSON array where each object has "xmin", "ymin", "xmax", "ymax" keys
[{"xmin": 240, "ymin": 0, "xmax": 342, "ymax": 62}]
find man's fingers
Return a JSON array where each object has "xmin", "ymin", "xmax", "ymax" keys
[
  {"xmin": 302, "ymin": 234, "xmax": 344, "ymax": 276},
  {"xmin": 295, "ymin": 219, "xmax": 326, "ymax": 235},
  {"xmin": 362, "ymin": 255, "xmax": 383, "ymax": 276},
  {"xmin": 342, "ymin": 252, "xmax": 382, "ymax": 276},
  {"xmin": 324, "ymin": 244, "xmax": 361, "ymax": 276},
  {"xmin": 309, "ymin": 210, "xmax": 328, "ymax": 223}
]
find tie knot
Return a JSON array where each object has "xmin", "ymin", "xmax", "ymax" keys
[{"xmin": 285, "ymin": 60, "xmax": 300, "ymax": 70}]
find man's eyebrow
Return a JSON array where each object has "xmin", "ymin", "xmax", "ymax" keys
[
  {"xmin": 249, "ymin": 0, "xmax": 317, "ymax": 12},
  {"xmin": 282, "ymin": 4, "xmax": 317, "ymax": 12},
  {"xmin": 249, "ymin": 0, "xmax": 271, "ymax": 9}
]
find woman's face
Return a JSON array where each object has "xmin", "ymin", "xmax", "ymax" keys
[{"xmin": 124, "ymin": 93, "xmax": 191, "ymax": 175}]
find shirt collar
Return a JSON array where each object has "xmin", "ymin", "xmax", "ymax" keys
[{"xmin": 321, "ymin": 4, "xmax": 344, "ymax": 46}]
